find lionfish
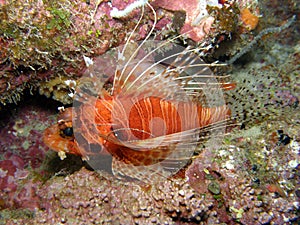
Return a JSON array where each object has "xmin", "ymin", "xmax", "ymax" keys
[{"xmin": 43, "ymin": 2, "xmax": 235, "ymax": 182}]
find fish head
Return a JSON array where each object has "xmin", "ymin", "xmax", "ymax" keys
[{"xmin": 43, "ymin": 107, "xmax": 82, "ymax": 156}]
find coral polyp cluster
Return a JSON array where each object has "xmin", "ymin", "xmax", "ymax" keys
[{"xmin": 39, "ymin": 76, "xmax": 77, "ymax": 105}]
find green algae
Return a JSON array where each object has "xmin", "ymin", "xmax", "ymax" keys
[
  {"xmin": 208, "ymin": 181, "xmax": 221, "ymax": 195},
  {"xmin": 46, "ymin": 8, "xmax": 71, "ymax": 30},
  {"xmin": 0, "ymin": 209, "xmax": 34, "ymax": 221},
  {"xmin": 21, "ymin": 140, "xmax": 30, "ymax": 150}
]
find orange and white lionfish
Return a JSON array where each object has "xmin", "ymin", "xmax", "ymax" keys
[{"xmin": 43, "ymin": 2, "xmax": 234, "ymax": 182}]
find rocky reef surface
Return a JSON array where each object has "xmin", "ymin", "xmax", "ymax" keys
[
  {"xmin": 0, "ymin": 0, "xmax": 299, "ymax": 224},
  {"xmin": 0, "ymin": 0, "xmax": 258, "ymax": 107}
]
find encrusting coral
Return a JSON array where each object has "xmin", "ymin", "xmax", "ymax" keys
[
  {"xmin": 0, "ymin": 0, "xmax": 155, "ymax": 106},
  {"xmin": 0, "ymin": 0, "xmax": 260, "ymax": 107},
  {"xmin": 240, "ymin": 8, "xmax": 259, "ymax": 30}
]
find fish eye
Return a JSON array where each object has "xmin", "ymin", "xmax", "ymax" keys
[{"xmin": 62, "ymin": 127, "xmax": 73, "ymax": 137}]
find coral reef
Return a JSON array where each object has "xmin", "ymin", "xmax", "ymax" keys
[
  {"xmin": 0, "ymin": 96, "xmax": 84, "ymax": 212},
  {"xmin": 39, "ymin": 76, "xmax": 77, "ymax": 105},
  {"xmin": 0, "ymin": 96, "xmax": 55, "ymax": 209},
  {"xmin": 34, "ymin": 168, "xmax": 216, "ymax": 224},
  {"xmin": 0, "ymin": 0, "xmax": 264, "ymax": 107},
  {"xmin": 0, "ymin": 98, "xmax": 52, "ymax": 169},
  {"xmin": 1, "ymin": 39, "xmax": 299, "ymax": 224},
  {"xmin": 152, "ymin": 0, "xmax": 219, "ymax": 42},
  {"xmin": 0, "ymin": 0, "xmax": 162, "ymax": 106},
  {"xmin": 0, "ymin": 0, "xmax": 299, "ymax": 224}
]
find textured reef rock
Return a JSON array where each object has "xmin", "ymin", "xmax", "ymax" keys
[
  {"xmin": 0, "ymin": 0, "xmax": 149, "ymax": 106},
  {"xmin": 34, "ymin": 168, "xmax": 217, "ymax": 224},
  {"xmin": 0, "ymin": 96, "xmax": 54, "ymax": 211},
  {"xmin": 0, "ymin": 96, "xmax": 86, "ymax": 212},
  {"xmin": 0, "ymin": 0, "xmax": 142, "ymax": 105},
  {"xmin": 0, "ymin": 0, "xmax": 261, "ymax": 107},
  {"xmin": 1, "ymin": 41, "xmax": 299, "ymax": 224}
]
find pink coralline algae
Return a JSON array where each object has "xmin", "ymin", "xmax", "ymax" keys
[
  {"xmin": 0, "ymin": 101, "xmax": 52, "ymax": 169},
  {"xmin": 28, "ymin": 168, "xmax": 218, "ymax": 224},
  {"xmin": 0, "ymin": 97, "xmax": 58, "ymax": 210},
  {"xmin": 0, "ymin": 155, "xmax": 41, "ymax": 210},
  {"xmin": 152, "ymin": 0, "xmax": 217, "ymax": 42},
  {"xmin": 186, "ymin": 157, "xmax": 299, "ymax": 224}
]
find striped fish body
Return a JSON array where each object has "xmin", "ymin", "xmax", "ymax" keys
[
  {"xmin": 43, "ymin": 36, "xmax": 233, "ymax": 181},
  {"xmin": 106, "ymin": 95, "xmax": 230, "ymax": 143},
  {"xmin": 43, "ymin": 92, "xmax": 230, "ymax": 162},
  {"xmin": 70, "ymin": 92, "xmax": 230, "ymax": 164}
]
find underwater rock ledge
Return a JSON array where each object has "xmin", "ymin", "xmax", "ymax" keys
[{"xmin": 0, "ymin": 0, "xmax": 261, "ymax": 107}]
